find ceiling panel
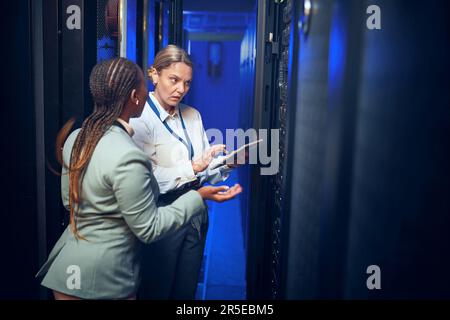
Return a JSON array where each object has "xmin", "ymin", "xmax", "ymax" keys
[{"xmin": 183, "ymin": 0, "xmax": 256, "ymax": 13}]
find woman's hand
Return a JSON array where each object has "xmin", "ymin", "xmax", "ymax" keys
[
  {"xmin": 197, "ymin": 184, "xmax": 242, "ymax": 202},
  {"xmin": 226, "ymin": 150, "xmax": 249, "ymax": 169},
  {"xmin": 192, "ymin": 144, "xmax": 226, "ymax": 174}
]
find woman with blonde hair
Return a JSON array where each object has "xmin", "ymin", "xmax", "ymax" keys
[{"xmin": 131, "ymin": 45, "xmax": 239, "ymax": 299}]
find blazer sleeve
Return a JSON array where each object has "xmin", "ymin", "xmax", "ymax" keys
[
  {"xmin": 61, "ymin": 166, "xmax": 70, "ymax": 211},
  {"xmin": 60, "ymin": 129, "xmax": 80, "ymax": 212},
  {"xmin": 112, "ymin": 148, "xmax": 205, "ymax": 244}
]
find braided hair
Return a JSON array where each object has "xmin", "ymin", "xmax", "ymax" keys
[{"xmin": 56, "ymin": 58, "xmax": 141, "ymax": 239}]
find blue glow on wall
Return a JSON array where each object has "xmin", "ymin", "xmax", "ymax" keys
[
  {"xmin": 162, "ymin": 2, "xmax": 170, "ymax": 48},
  {"xmin": 328, "ymin": 2, "xmax": 347, "ymax": 108},
  {"xmin": 126, "ymin": 0, "xmax": 137, "ymax": 62},
  {"xmin": 147, "ymin": 0, "xmax": 156, "ymax": 73},
  {"xmin": 97, "ymin": 36, "xmax": 116, "ymax": 62}
]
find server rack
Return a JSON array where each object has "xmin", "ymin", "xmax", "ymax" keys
[{"xmin": 247, "ymin": 0, "xmax": 301, "ymax": 299}]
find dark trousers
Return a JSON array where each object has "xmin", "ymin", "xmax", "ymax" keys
[{"xmin": 138, "ymin": 216, "xmax": 208, "ymax": 300}]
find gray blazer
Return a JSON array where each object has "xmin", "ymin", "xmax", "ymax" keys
[{"xmin": 36, "ymin": 125, "xmax": 205, "ymax": 299}]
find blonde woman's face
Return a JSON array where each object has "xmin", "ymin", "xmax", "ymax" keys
[{"xmin": 152, "ymin": 62, "xmax": 192, "ymax": 108}]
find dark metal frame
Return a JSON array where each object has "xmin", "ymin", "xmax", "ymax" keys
[
  {"xmin": 34, "ymin": 0, "xmax": 97, "ymax": 299},
  {"xmin": 247, "ymin": 0, "xmax": 279, "ymax": 299},
  {"xmin": 169, "ymin": 0, "xmax": 183, "ymax": 46},
  {"xmin": 247, "ymin": 0, "xmax": 301, "ymax": 300},
  {"xmin": 278, "ymin": 0, "xmax": 301, "ymax": 300}
]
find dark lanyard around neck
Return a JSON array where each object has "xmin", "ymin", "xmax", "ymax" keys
[
  {"xmin": 147, "ymin": 96, "xmax": 194, "ymax": 160},
  {"xmin": 113, "ymin": 120, "xmax": 128, "ymax": 133}
]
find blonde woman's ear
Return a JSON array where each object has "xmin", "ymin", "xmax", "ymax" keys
[{"xmin": 148, "ymin": 67, "xmax": 158, "ymax": 85}]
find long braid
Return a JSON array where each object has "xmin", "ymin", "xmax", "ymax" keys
[{"xmin": 55, "ymin": 58, "xmax": 140, "ymax": 240}]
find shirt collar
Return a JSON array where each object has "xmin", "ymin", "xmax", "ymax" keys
[
  {"xmin": 149, "ymin": 92, "xmax": 179, "ymax": 122},
  {"xmin": 116, "ymin": 118, "xmax": 135, "ymax": 137}
]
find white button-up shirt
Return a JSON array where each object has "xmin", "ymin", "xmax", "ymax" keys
[{"xmin": 130, "ymin": 92, "xmax": 231, "ymax": 194}]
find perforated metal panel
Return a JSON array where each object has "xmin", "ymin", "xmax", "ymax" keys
[
  {"xmin": 97, "ymin": 0, "xmax": 118, "ymax": 61},
  {"xmin": 270, "ymin": 0, "xmax": 293, "ymax": 299}
]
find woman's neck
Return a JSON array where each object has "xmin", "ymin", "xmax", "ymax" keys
[
  {"xmin": 153, "ymin": 91, "xmax": 175, "ymax": 114},
  {"xmin": 119, "ymin": 115, "xmax": 129, "ymax": 123}
]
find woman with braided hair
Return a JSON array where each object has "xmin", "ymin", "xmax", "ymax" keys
[{"xmin": 35, "ymin": 58, "xmax": 242, "ymax": 300}]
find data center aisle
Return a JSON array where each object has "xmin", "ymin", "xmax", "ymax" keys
[{"xmin": 196, "ymin": 171, "xmax": 246, "ymax": 300}]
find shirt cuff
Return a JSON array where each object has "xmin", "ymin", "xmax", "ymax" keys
[
  {"xmin": 219, "ymin": 165, "xmax": 232, "ymax": 181},
  {"xmin": 209, "ymin": 155, "xmax": 227, "ymax": 170}
]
